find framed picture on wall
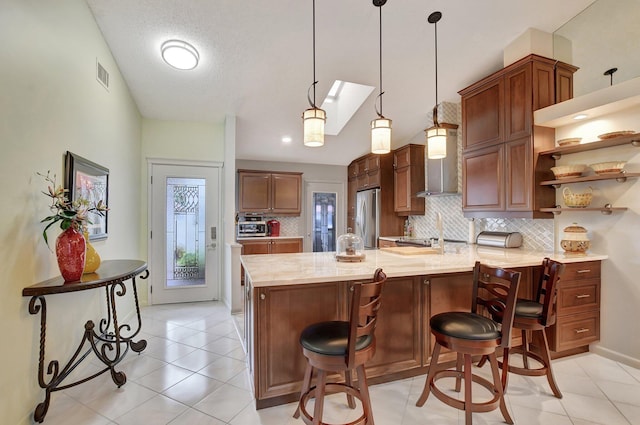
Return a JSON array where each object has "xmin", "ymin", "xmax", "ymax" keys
[{"xmin": 64, "ymin": 151, "xmax": 109, "ymax": 240}]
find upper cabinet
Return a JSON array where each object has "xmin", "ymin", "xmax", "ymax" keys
[
  {"xmin": 459, "ymin": 54, "xmax": 577, "ymax": 219},
  {"xmin": 393, "ymin": 144, "xmax": 425, "ymax": 215},
  {"xmin": 238, "ymin": 170, "xmax": 302, "ymax": 215}
]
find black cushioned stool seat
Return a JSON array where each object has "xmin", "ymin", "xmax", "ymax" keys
[
  {"xmin": 416, "ymin": 262, "xmax": 521, "ymax": 425},
  {"xmin": 300, "ymin": 321, "xmax": 373, "ymax": 355}
]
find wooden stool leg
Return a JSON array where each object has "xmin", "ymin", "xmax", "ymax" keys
[
  {"xmin": 535, "ymin": 329, "xmax": 563, "ymax": 398},
  {"xmin": 356, "ymin": 364, "xmax": 374, "ymax": 425},
  {"xmin": 501, "ymin": 347, "xmax": 510, "ymax": 393},
  {"xmin": 312, "ymin": 369, "xmax": 327, "ymax": 425},
  {"xmin": 455, "ymin": 352, "xmax": 464, "ymax": 393},
  {"xmin": 294, "ymin": 362, "xmax": 313, "ymax": 418},
  {"xmin": 416, "ymin": 343, "xmax": 442, "ymax": 406},
  {"xmin": 345, "ymin": 370, "xmax": 356, "ymax": 409},
  {"xmin": 488, "ymin": 353, "xmax": 513, "ymax": 425},
  {"xmin": 463, "ymin": 354, "xmax": 473, "ymax": 425},
  {"xmin": 521, "ymin": 329, "xmax": 530, "ymax": 369}
]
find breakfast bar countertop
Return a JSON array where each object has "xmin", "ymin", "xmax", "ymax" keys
[{"xmin": 240, "ymin": 245, "xmax": 607, "ymax": 287}]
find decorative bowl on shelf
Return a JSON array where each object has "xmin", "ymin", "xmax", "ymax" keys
[
  {"xmin": 557, "ymin": 137, "xmax": 582, "ymax": 147},
  {"xmin": 598, "ymin": 131, "xmax": 636, "ymax": 140},
  {"xmin": 563, "ymin": 186, "xmax": 593, "ymax": 208},
  {"xmin": 589, "ymin": 161, "xmax": 627, "ymax": 175},
  {"xmin": 550, "ymin": 164, "xmax": 588, "ymax": 179}
]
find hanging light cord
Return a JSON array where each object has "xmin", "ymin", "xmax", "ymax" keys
[
  {"xmin": 307, "ymin": 0, "xmax": 318, "ymax": 108},
  {"xmin": 375, "ymin": 3, "xmax": 385, "ymax": 118},
  {"xmin": 429, "ymin": 11, "xmax": 441, "ymax": 128}
]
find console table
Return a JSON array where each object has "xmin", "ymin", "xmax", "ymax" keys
[{"xmin": 22, "ymin": 260, "xmax": 149, "ymax": 423}]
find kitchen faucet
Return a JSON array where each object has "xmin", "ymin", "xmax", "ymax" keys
[{"xmin": 432, "ymin": 212, "xmax": 444, "ymax": 254}]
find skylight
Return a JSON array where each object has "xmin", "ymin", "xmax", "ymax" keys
[{"xmin": 321, "ymin": 80, "xmax": 375, "ymax": 136}]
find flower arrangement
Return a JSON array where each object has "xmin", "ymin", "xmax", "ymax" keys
[{"xmin": 39, "ymin": 171, "xmax": 108, "ymax": 247}]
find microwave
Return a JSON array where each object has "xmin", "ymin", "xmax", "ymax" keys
[{"xmin": 237, "ymin": 221, "xmax": 267, "ymax": 237}]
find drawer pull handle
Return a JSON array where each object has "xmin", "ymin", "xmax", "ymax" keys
[
  {"xmin": 260, "ymin": 293, "xmax": 266, "ymax": 300},
  {"xmin": 575, "ymin": 328, "xmax": 590, "ymax": 334},
  {"xmin": 576, "ymin": 269, "xmax": 591, "ymax": 273},
  {"xmin": 575, "ymin": 294, "xmax": 591, "ymax": 299}
]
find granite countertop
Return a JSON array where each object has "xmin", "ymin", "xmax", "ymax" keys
[{"xmin": 240, "ymin": 245, "xmax": 607, "ymax": 287}]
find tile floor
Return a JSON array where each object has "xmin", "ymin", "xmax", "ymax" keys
[{"xmin": 40, "ymin": 301, "xmax": 640, "ymax": 425}]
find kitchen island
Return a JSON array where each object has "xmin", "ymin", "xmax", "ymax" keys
[{"xmin": 240, "ymin": 246, "xmax": 606, "ymax": 408}]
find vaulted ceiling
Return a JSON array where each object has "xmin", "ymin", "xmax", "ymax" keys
[{"xmin": 86, "ymin": 0, "xmax": 595, "ymax": 165}]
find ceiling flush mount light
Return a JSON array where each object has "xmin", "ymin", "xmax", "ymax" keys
[
  {"xmin": 161, "ymin": 40, "xmax": 199, "ymax": 70},
  {"xmin": 302, "ymin": 0, "xmax": 326, "ymax": 147},
  {"xmin": 426, "ymin": 11, "xmax": 447, "ymax": 159},
  {"xmin": 573, "ymin": 114, "xmax": 588, "ymax": 120},
  {"xmin": 371, "ymin": 0, "xmax": 391, "ymax": 155}
]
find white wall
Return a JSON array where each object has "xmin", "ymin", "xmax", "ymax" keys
[
  {"xmin": 555, "ymin": 106, "xmax": 640, "ymax": 366},
  {"xmin": 0, "ymin": 1, "xmax": 142, "ymax": 423}
]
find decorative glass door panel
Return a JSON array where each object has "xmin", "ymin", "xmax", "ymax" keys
[{"xmin": 312, "ymin": 192, "xmax": 336, "ymax": 252}]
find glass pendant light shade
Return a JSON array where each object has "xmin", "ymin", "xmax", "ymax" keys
[
  {"xmin": 371, "ymin": 117, "xmax": 391, "ymax": 154},
  {"xmin": 426, "ymin": 126, "xmax": 447, "ymax": 159},
  {"xmin": 303, "ymin": 107, "xmax": 326, "ymax": 147}
]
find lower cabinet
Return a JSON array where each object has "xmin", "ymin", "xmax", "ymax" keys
[
  {"xmin": 548, "ymin": 261, "xmax": 601, "ymax": 353},
  {"xmin": 240, "ymin": 238, "xmax": 303, "ymax": 255},
  {"xmin": 254, "ymin": 282, "xmax": 347, "ymax": 405}
]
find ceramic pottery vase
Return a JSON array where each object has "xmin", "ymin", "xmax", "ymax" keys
[
  {"xmin": 83, "ymin": 231, "xmax": 101, "ymax": 274},
  {"xmin": 56, "ymin": 227, "xmax": 86, "ymax": 281}
]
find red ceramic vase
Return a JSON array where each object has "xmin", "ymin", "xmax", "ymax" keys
[{"xmin": 55, "ymin": 227, "xmax": 86, "ymax": 282}]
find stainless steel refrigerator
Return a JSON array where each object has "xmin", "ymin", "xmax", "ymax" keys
[{"xmin": 355, "ymin": 188, "xmax": 380, "ymax": 249}]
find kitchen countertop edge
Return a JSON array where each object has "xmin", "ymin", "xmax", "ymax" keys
[{"xmin": 241, "ymin": 247, "xmax": 607, "ymax": 287}]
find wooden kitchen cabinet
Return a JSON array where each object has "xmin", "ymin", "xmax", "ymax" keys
[
  {"xmin": 254, "ymin": 282, "xmax": 347, "ymax": 404},
  {"xmin": 459, "ymin": 54, "xmax": 572, "ymax": 218},
  {"xmin": 393, "ymin": 144, "xmax": 425, "ymax": 215},
  {"xmin": 362, "ymin": 276, "xmax": 423, "ymax": 377},
  {"xmin": 347, "ymin": 153, "xmax": 404, "ymax": 238},
  {"xmin": 548, "ymin": 261, "xmax": 601, "ymax": 354},
  {"xmin": 240, "ymin": 238, "xmax": 302, "ymax": 255},
  {"xmin": 237, "ymin": 170, "xmax": 302, "ymax": 215}
]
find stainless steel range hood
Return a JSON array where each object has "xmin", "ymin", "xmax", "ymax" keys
[{"xmin": 417, "ymin": 124, "xmax": 459, "ymax": 197}]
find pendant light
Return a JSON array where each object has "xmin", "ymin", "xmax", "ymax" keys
[
  {"xmin": 426, "ymin": 11, "xmax": 447, "ymax": 159},
  {"xmin": 371, "ymin": 0, "xmax": 391, "ymax": 154},
  {"xmin": 302, "ymin": 0, "xmax": 326, "ymax": 147}
]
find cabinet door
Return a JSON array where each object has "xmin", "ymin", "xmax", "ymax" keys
[
  {"xmin": 462, "ymin": 77, "xmax": 504, "ymax": 149},
  {"xmin": 356, "ymin": 157, "xmax": 368, "ymax": 176},
  {"xmin": 394, "ymin": 166, "xmax": 412, "ymax": 212},
  {"xmin": 505, "ymin": 137, "xmax": 532, "ymax": 211},
  {"xmin": 363, "ymin": 276, "xmax": 423, "ymax": 377},
  {"xmin": 504, "ymin": 65, "xmax": 532, "ymax": 141},
  {"xmin": 555, "ymin": 65, "xmax": 575, "ymax": 103},
  {"xmin": 271, "ymin": 238, "xmax": 302, "ymax": 254},
  {"xmin": 241, "ymin": 240, "xmax": 271, "ymax": 255},
  {"xmin": 393, "ymin": 145, "xmax": 425, "ymax": 214},
  {"xmin": 462, "ymin": 144, "xmax": 504, "ymax": 211},
  {"xmin": 271, "ymin": 173, "xmax": 301, "ymax": 215},
  {"xmin": 255, "ymin": 282, "xmax": 346, "ymax": 401},
  {"xmin": 238, "ymin": 171, "xmax": 271, "ymax": 213},
  {"xmin": 425, "ymin": 273, "xmax": 473, "ymax": 363}
]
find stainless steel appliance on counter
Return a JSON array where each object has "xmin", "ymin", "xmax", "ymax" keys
[
  {"xmin": 355, "ymin": 188, "xmax": 380, "ymax": 249},
  {"xmin": 237, "ymin": 217, "xmax": 267, "ymax": 237}
]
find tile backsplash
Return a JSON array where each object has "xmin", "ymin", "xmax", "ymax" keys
[{"xmin": 408, "ymin": 195, "xmax": 554, "ymax": 251}]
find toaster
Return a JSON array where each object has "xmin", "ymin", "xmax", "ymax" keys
[{"xmin": 476, "ymin": 231, "xmax": 523, "ymax": 248}]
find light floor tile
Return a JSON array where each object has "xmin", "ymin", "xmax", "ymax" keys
[
  {"xmin": 560, "ymin": 392, "xmax": 631, "ymax": 425},
  {"xmin": 194, "ymin": 384, "xmax": 254, "ymax": 422},
  {"xmin": 114, "ymin": 394, "xmax": 187, "ymax": 425},
  {"xmin": 168, "ymin": 408, "xmax": 227, "ymax": 425},
  {"xmin": 198, "ymin": 356, "xmax": 247, "ymax": 382},
  {"xmin": 135, "ymin": 363, "xmax": 194, "ymax": 392},
  {"xmin": 171, "ymin": 348, "xmax": 221, "ymax": 372},
  {"xmin": 43, "ymin": 392, "xmax": 112, "ymax": 425},
  {"xmin": 83, "ymin": 381, "xmax": 158, "ymax": 420},
  {"xmin": 146, "ymin": 341, "xmax": 197, "ymax": 363},
  {"xmin": 202, "ymin": 335, "xmax": 242, "ymax": 355},
  {"xmin": 615, "ymin": 401, "xmax": 640, "ymax": 424},
  {"xmin": 226, "ymin": 368, "xmax": 253, "ymax": 391},
  {"xmin": 163, "ymin": 373, "xmax": 225, "ymax": 406}
]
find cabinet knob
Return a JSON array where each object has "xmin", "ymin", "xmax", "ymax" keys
[
  {"xmin": 260, "ymin": 293, "xmax": 266, "ymax": 300},
  {"xmin": 423, "ymin": 279, "xmax": 430, "ymax": 286}
]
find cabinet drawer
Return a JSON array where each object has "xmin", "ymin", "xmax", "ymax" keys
[
  {"xmin": 561, "ymin": 261, "xmax": 600, "ymax": 281},
  {"xmin": 551, "ymin": 310, "xmax": 600, "ymax": 352},
  {"xmin": 557, "ymin": 279, "xmax": 600, "ymax": 314}
]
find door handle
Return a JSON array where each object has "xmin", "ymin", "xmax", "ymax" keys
[{"xmin": 208, "ymin": 243, "xmax": 217, "ymax": 249}]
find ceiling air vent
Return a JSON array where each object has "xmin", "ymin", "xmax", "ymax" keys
[{"xmin": 96, "ymin": 59, "xmax": 109, "ymax": 90}]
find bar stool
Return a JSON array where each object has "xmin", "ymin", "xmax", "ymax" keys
[
  {"xmin": 492, "ymin": 257, "xmax": 565, "ymax": 398},
  {"xmin": 416, "ymin": 262, "xmax": 521, "ymax": 425},
  {"xmin": 293, "ymin": 268, "xmax": 386, "ymax": 425}
]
